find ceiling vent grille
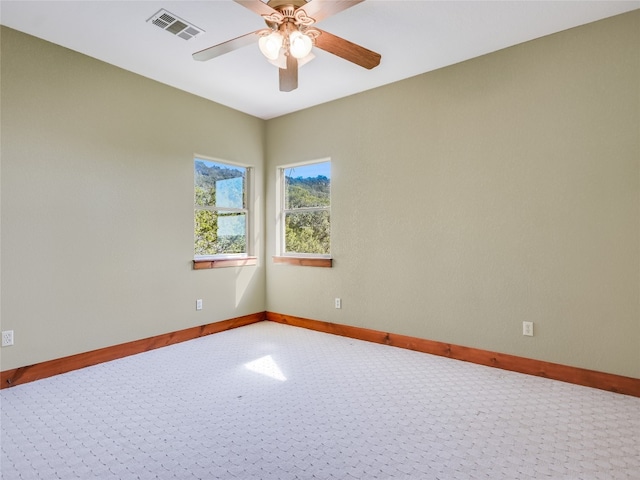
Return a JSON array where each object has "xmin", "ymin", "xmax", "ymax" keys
[{"xmin": 147, "ymin": 9, "xmax": 204, "ymax": 40}]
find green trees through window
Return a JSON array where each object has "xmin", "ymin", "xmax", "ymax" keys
[
  {"xmin": 194, "ymin": 158, "xmax": 329, "ymax": 259},
  {"xmin": 283, "ymin": 161, "xmax": 331, "ymax": 256},
  {"xmin": 194, "ymin": 159, "xmax": 248, "ymax": 256}
]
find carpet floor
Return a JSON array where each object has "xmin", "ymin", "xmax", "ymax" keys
[{"xmin": 1, "ymin": 321, "xmax": 639, "ymax": 479}]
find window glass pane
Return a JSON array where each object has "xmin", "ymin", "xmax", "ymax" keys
[
  {"xmin": 216, "ymin": 176, "xmax": 243, "ymax": 209},
  {"xmin": 285, "ymin": 210, "xmax": 330, "ymax": 255},
  {"xmin": 195, "ymin": 159, "xmax": 245, "ymax": 208},
  {"xmin": 285, "ymin": 162, "xmax": 330, "ymax": 209},
  {"xmin": 195, "ymin": 210, "xmax": 246, "ymax": 255}
]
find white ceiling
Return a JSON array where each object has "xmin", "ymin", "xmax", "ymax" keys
[{"xmin": 1, "ymin": 0, "xmax": 638, "ymax": 119}]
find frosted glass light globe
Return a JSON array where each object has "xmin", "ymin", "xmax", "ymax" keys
[
  {"xmin": 289, "ymin": 31, "xmax": 313, "ymax": 59},
  {"xmin": 259, "ymin": 32, "xmax": 283, "ymax": 60}
]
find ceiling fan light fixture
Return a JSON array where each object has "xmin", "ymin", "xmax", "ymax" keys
[
  {"xmin": 288, "ymin": 30, "xmax": 313, "ymax": 59},
  {"xmin": 259, "ymin": 31, "xmax": 283, "ymax": 60},
  {"xmin": 193, "ymin": 0, "xmax": 382, "ymax": 92}
]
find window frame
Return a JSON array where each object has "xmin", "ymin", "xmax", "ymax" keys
[
  {"xmin": 193, "ymin": 155, "xmax": 254, "ymax": 263},
  {"xmin": 275, "ymin": 158, "xmax": 331, "ymax": 261}
]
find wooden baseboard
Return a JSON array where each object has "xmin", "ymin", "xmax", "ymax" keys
[
  {"xmin": 4, "ymin": 310, "xmax": 638, "ymax": 397},
  {"xmin": 1, "ymin": 312, "xmax": 266, "ymax": 389},
  {"xmin": 266, "ymin": 311, "xmax": 640, "ymax": 398}
]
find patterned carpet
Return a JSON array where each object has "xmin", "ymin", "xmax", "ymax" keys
[{"xmin": 1, "ymin": 321, "xmax": 639, "ymax": 479}]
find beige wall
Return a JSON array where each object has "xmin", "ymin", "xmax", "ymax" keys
[
  {"xmin": 0, "ymin": 27, "xmax": 266, "ymax": 370},
  {"xmin": 2, "ymin": 10, "xmax": 639, "ymax": 379},
  {"xmin": 265, "ymin": 11, "xmax": 640, "ymax": 378}
]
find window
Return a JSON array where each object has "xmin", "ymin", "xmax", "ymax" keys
[
  {"xmin": 277, "ymin": 160, "xmax": 331, "ymax": 259},
  {"xmin": 194, "ymin": 157, "xmax": 251, "ymax": 259}
]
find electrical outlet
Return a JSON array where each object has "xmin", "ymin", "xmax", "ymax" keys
[
  {"xmin": 335, "ymin": 298, "xmax": 341, "ymax": 309},
  {"xmin": 196, "ymin": 299, "xmax": 203, "ymax": 311},
  {"xmin": 2, "ymin": 330, "xmax": 14, "ymax": 347},
  {"xmin": 523, "ymin": 321, "xmax": 534, "ymax": 337}
]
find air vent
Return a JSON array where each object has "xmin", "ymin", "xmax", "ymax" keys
[{"xmin": 147, "ymin": 9, "xmax": 204, "ymax": 40}]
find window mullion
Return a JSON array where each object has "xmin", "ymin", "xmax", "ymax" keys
[
  {"xmin": 196, "ymin": 206, "xmax": 247, "ymax": 214},
  {"xmin": 283, "ymin": 206, "xmax": 329, "ymax": 214}
]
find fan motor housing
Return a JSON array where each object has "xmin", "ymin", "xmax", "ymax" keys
[{"xmin": 267, "ymin": 0, "xmax": 307, "ymax": 10}]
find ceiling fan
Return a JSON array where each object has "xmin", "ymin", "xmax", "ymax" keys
[{"xmin": 192, "ymin": 0, "xmax": 381, "ymax": 92}]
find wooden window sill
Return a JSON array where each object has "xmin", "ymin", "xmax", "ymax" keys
[
  {"xmin": 193, "ymin": 257, "xmax": 257, "ymax": 270},
  {"xmin": 272, "ymin": 256, "xmax": 333, "ymax": 268}
]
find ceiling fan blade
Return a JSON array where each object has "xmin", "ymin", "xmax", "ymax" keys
[
  {"xmin": 313, "ymin": 29, "xmax": 381, "ymax": 69},
  {"xmin": 279, "ymin": 55, "xmax": 298, "ymax": 92},
  {"xmin": 298, "ymin": 0, "xmax": 365, "ymax": 23},
  {"xmin": 234, "ymin": 0, "xmax": 280, "ymax": 17},
  {"xmin": 193, "ymin": 31, "xmax": 261, "ymax": 62}
]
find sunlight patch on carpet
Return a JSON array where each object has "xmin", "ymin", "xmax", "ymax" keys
[{"xmin": 245, "ymin": 355, "xmax": 287, "ymax": 381}]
